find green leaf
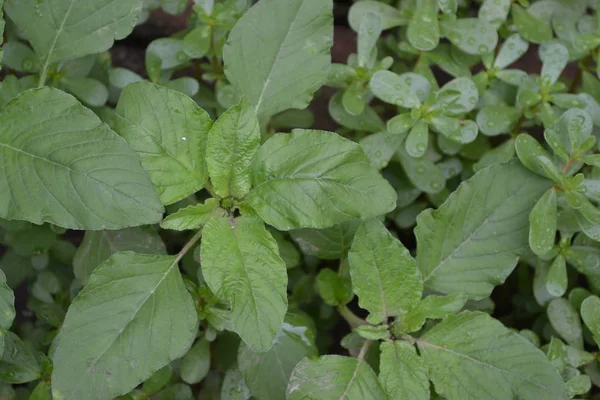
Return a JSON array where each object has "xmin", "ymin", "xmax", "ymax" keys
[
  {"xmin": 370, "ymin": 71, "xmax": 431, "ymax": 108},
  {"xmin": 160, "ymin": 199, "xmax": 221, "ymax": 231},
  {"xmin": 143, "ymin": 365, "xmax": 172, "ymax": 395},
  {"xmin": 547, "ymin": 297, "xmax": 583, "ymax": 348},
  {"xmin": 115, "ymin": 82, "xmax": 212, "ymax": 205},
  {"xmin": 206, "ymin": 98, "xmax": 260, "ymax": 199},
  {"xmin": 379, "ymin": 341, "xmax": 429, "ymax": 400},
  {"xmin": 342, "ymin": 81, "xmax": 366, "ymax": 116},
  {"xmin": 0, "ymin": 271, "xmax": 14, "ymax": 358},
  {"xmin": 359, "ymin": 131, "xmax": 404, "ymax": 170},
  {"xmin": 435, "ymin": 77, "xmax": 479, "ymax": 115},
  {"xmin": 60, "ymin": 77, "xmax": 109, "ymax": 107},
  {"xmin": 405, "ymin": 120, "xmax": 429, "ymax": 158},
  {"xmin": 357, "ymin": 12, "xmax": 382, "ymax": 68},
  {"xmin": 512, "ymin": 4, "xmax": 553, "ymax": 44},
  {"xmin": 52, "ymin": 252, "xmax": 198, "ymax": 400},
  {"xmin": 180, "ymin": 339, "xmax": 210, "ymax": 385},
  {"xmin": 479, "ymin": 0, "xmax": 511, "ymax": 29},
  {"xmin": 287, "ymin": 355, "xmax": 387, "ymax": 400},
  {"xmin": 0, "ymin": 87, "xmax": 163, "ymax": 229},
  {"xmin": 0, "ymin": 332, "xmax": 40, "ymax": 383},
  {"xmin": 247, "ymin": 129, "xmax": 396, "ymax": 230},
  {"xmin": 238, "ymin": 314, "xmax": 317, "ymax": 400},
  {"xmin": 515, "ymin": 134, "xmax": 562, "ymax": 181},
  {"xmin": 145, "ymin": 38, "xmax": 188, "ymax": 72},
  {"xmin": 348, "ymin": 219, "xmax": 422, "ymax": 324},
  {"xmin": 328, "ymin": 93, "xmax": 385, "ymax": 133},
  {"xmin": 493, "ymin": 33, "xmax": 528, "ymax": 69},
  {"xmin": 5, "ymin": 0, "xmax": 142, "ymax": 71},
  {"xmin": 395, "ymin": 293, "xmax": 468, "ymax": 333},
  {"xmin": 221, "ymin": 368, "xmax": 251, "ymax": 400},
  {"xmin": 416, "ymin": 160, "xmax": 551, "ymax": 298},
  {"xmin": 567, "ymin": 374, "xmax": 591, "ymax": 397},
  {"xmin": 440, "ymin": 18, "xmax": 498, "ymax": 55},
  {"xmin": 396, "ymin": 147, "xmax": 446, "ymax": 194},
  {"xmin": 223, "ymin": 0, "xmax": 333, "ymax": 118},
  {"xmin": 418, "ymin": 311, "xmax": 568, "ymax": 400},
  {"xmin": 200, "ymin": 216, "xmax": 287, "ymax": 352},
  {"xmin": 545, "ymin": 108, "xmax": 593, "ymax": 160},
  {"xmin": 540, "ymin": 42, "xmax": 568, "ymax": 86},
  {"xmin": 348, "ymin": 1, "xmax": 406, "ymax": 31},
  {"xmin": 290, "ymin": 220, "xmax": 360, "ymax": 260},
  {"xmin": 315, "ymin": 268, "xmax": 353, "ymax": 306},
  {"xmin": 581, "ymin": 295, "xmax": 600, "ymax": 346},
  {"xmin": 72, "ymin": 227, "xmax": 167, "ymax": 285},
  {"xmin": 2, "ymin": 41, "xmax": 39, "ymax": 73},
  {"xmin": 546, "ymin": 255, "xmax": 568, "ymax": 298},
  {"xmin": 529, "ymin": 188, "xmax": 557, "ymax": 256},
  {"xmin": 476, "ymin": 105, "xmax": 521, "ymax": 136},
  {"xmin": 407, "ymin": 0, "xmax": 439, "ymax": 51},
  {"xmin": 355, "ymin": 324, "xmax": 389, "ymax": 340},
  {"xmin": 183, "ymin": 26, "xmax": 210, "ymax": 59}
]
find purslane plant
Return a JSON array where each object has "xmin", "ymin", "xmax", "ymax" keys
[{"xmin": 3, "ymin": 0, "xmax": 600, "ymax": 399}]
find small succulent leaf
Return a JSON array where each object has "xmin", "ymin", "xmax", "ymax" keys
[
  {"xmin": 405, "ymin": 120, "xmax": 429, "ymax": 158},
  {"xmin": 547, "ymin": 297, "xmax": 583, "ymax": 348},
  {"xmin": 477, "ymin": 105, "xmax": 521, "ymax": 136},
  {"xmin": 493, "ymin": 33, "xmax": 529, "ymax": 69},
  {"xmin": 407, "ymin": 0, "xmax": 439, "ymax": 51},
  {"xmin": 539, "ymin": 41, "xmax": 569, "ymax": 86},
  {"xmin": 512, "ymin": 4, "xmax": 553, "ymax": 44},
  {"xmin": 435, "ymin": 77, "xmax": 479, "ymax": 115},
  {"xmin": 581, "ymin": 295, "xmax": 600, "ymax": 346},
  {"xmin": 479, "ymin": 0, "xmax": 512, "ymax": 29},
  {"xmin": 357, "ymin": 12, "xmax": 382, "ymax": 68},
  {"xmin": 546, "ymin": 255, "xmax": 568, "ymax": 298},
  {"xmin": 329, "ymin": 93, "xmax": 385, "ymax": 132},
  {"xmin": 370, "ymin": 70, "xmax": 429, "ymax": 108},
  {"xmin": 440, "ymin": 18, "xmax": 498, "ymax": 55},
  {"xmin": 342, "ymin": 81, "xmax": 367, "ymax": 116},
  {"xmin": 515, "ymin": 134, "xmax": 561, "ymax": 182},
  {"xmin": 348, "ymin": 0, "xmax": 406, "ymax": 31},
  {"xmin": 529, "ymin": 188, "xmax": 557, "ymax": 256}
]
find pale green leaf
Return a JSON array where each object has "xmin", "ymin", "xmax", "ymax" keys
[
  {"xmin": 115, "ymin": 82, "xmax": 212, "ymax": 205},
  {"xmin": 328, "ymin": 93, "xmax": 385, "ymax": 133},
  {"xmin": 145, "ymin": 38, "xmax": 188, "ymax": 72},
  {"xmin": 512, "ymin": 4, "xmax": 553, "ymax": 44},
  {"xmin": 395, "ymin": 293, "xmax": 468, "ymax": 333},
  {"xmin": 546, "ymin": 255, "xmax": 568, "ymax": 298},
  {"xmin": 72, "ymin": 227, "xmax": 167, "ymax": 285},
  {"xmin": 222, "ymin": 368, "xmax": 251, "ymax": 400},
  {"xmin": 143, "ymin": 365, "xmax": 172, "ymax": 395},
  {"xmin": 52, "ymin": 252, "xmax": 198, "ymax": 400},
  {"xmin": 435, "ymin": 77, "xmax": 479, "ymax": 115},
  {"xmin": 418, "ymin": 311, "xmax": 569, "ymax": 400},
  {"xmin": 515, "ymin": 134, "xmax": 562, "ymax": 182},
  {"xmin": 290, "ymin": 220, "xmax": 360, "ymax": 260},
  {"xmin": 0, "ymin": 271, "xmax": 14, "ymax": 359},
  {"xmin": 405, "ymin": 120, "xmax": 429, "ymax": 158},
  {"xmin": 315, "ymin": 268, "xmax": 353, "ymax": 306},
  {"xmin": 223, "ymin": 0, "xmax": 333, "ymax": 118},
  {"xmin": 440, "ymin": 18, "xmax": 498, "ymax": 55},
  {"xmin": 407, "ymin": 0, "xmax": 439, "ymax": 51},
  {"xmin": 160, "ymin": 199, "xmax": 221, "ymax": 231},
  {"xmin": 581, "ymin": 295, "xmax": 600, "ymax": 346},
  {"xmin": 60, "ymin": 77, "xmax": 109, "ymax": 108},
  {"xmin": 396, "ymin": 147, "xmax": 446, "ymax": 194},
  {"xmin": 540, "ymin": 42, "xmax": 568, "ymax": 86},
  {"xmin": 207, "ymin": 98, "xmax": 260, "ymax": 199},
  {"xmin": 348, "ymin": 1, "xmax": 406, "ymax": 31},
  {"xmin": 493, "ymin": 33, "xmax": 528, "ymax": 69},
  {"xmin": 358, "ymin": 13, "xmax": 382, "ymax": 68},
  {"xmin": 180, "ymin": 339, "xmax": 210, "ymax": 385},
  {"xmin": 287, "ymin": 355, "xmax": 387, "ymax": 400},
  {"xmin": 379, "ymin": 341, "xmax": 429, "ymax": 400},
  {"xmin": 359, "ymin": 131, "xmax": 404, "ymax": 170},
  {"xmin": 247, "ymin": 129, "xmax": 397, "ymax": 230},
  {"xmin": 355, "ymin": 325, "xmax": 389, "ymax": 340},
  {"xmin": 476, "ymin": 104, "xmax": 521, "ymax": 136},
  {"xmin": 348, "ymin": 219, "xmax": 422, "ymax": 324},
  {"xmin": 0, "ymin": 87, "xmax": 163, "ymax": 229},
  {"xmin": 5, "ymin": 0, "xmax": 142, "ymax": 70},
  {"xmin": 342, "ymin": 81, "xmax": 366, "ymax": 116},
  {"xmin": 200, "ymin": 216, "xmax": 287, "ymax": 352},
  {"xmin": 529, "ymin": 188, "xmax": 557, "ymax": 256},
  {"xmin": 370, "ymin": 71, "xmax": 431, "ymax": 108},
  {"xmin": 416, "ymin": 160, "xmax": 551, "ymax": 298},
  {"xmin": 547, "ymin": 297, "xmax": 583, "ymax": 348},
  {"xmin": 0, "ymin": 332, "xmax": 40, "ymax": 384},
  {"xmin": 239, "ymin": 314, "xmax": 317, "ymax": 400},
  {"xmin": 478, "ymin": 0, "xmax": 511, "ymax": 28}
]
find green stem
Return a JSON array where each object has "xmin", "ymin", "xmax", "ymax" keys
[
  {"xmin": 38, "ymin": 67, "xmax": 49, "ymax": 87},
  {"xmin": 174, "ymin": 229, "xmax": 203, "ymax": 264},
  {"xmin": 338, "ymin": 305, "xmax": 368, "ymax": 329}
]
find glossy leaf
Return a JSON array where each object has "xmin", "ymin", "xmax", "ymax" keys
[
  {"xmin": 247, "ymin": 129, "xmax": 397, "ymax": 230},
  {"xmin": 223, "ymin": 0, "xmax": 333, "ymax": 118},
  {"xmin": 494, "ymin": 33, "xmax": 528, "ymax": 69},
  {"xmin": 180, "ymin": 339, "xmax": 210, "ymax": 385},
  {"xmin": 539, "ymin": 42, "xmax": 568, "ymax": 86},
  {"xmin": 407, "ymin": 0, "xmax": 439, "ymax": 51},
  {"xmin": 52, "ymin": 252, "xmax": 198, "ymax": 400},
  {"xmin": 0, "ymin": 87, "xmax": 163, "ymax": 229},
  {"xmin": 529, "ymin": 188, "xmax": 557, "ymax": 256},
  {"xmin": 201, "ymin": 216, "xmax": 287, "ymax": 352},
  {"xmin": 547, "ymin": 297, "xmax": 583, "ymax": 348},
  {"xmin": 416, "ymin": 160, "xmax": 551, "ymax": 298},
  {"xmin": 370, "ymin": 71, "xmax": 430, "ymax": 108},
  {"xmin": 479, "ymin": 0, "xmax": 511, "ymax": 28},
  {"xmin": 546, "ymin": 255, "xmax": 567, "ymax": 298},
  {"xmin": 348, "ymin": 1, "xmax": 406, "ymax": 31},
  {"xmin": 440, "ymin": 18, "xmax": 498, "ymax": 55},
  {"xmin": 357, "ymin": 12, "xmax": 382, "ymax": 68},
  {"xmin": 512, "ymin": 4, "xmax": 553, "ymax": 44},
  {"xmin": 581, "ymin": 295, "xmax": 600, "ymax": 346},
  {"xmin": 405, "ymin": 120, "xmax": 429, "ymax": 158},
  {"xmin": 477, "ymin": 104, "xmax": 521, "ymax": 136},
  {"xmin": 348, "ymin": 219, "xmax": 422, "ymax": 324}
]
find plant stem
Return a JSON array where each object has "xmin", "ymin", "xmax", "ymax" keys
[
  {"xmin": 209, "ymin": 23, "xmax": 222, "ymax": 80},
  {"xmin": 338, "ymin": 305, "xmax": 368, "ymax": 329},
  {"xmin": 174, "ymin": 229, "xmax": 203, "ymax": 264},
  {"xmin": 357, "ymin": 339, "xmax": 372, "ymax": 361},
  {"xmin": 38, "ymin": 67, "xmax": 49, "ymax": 88},
  {"xmin": 510, "ymin": 112, "xmax": 526, "ymax": 137},
  {"xmin": 562, "ymin": 158, "xmax": 575, "ymax": 174}
]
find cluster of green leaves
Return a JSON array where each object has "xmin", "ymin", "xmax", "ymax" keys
[{"xmin": 4, "ymin": 0, "xmax": 600, "ymax": 399}]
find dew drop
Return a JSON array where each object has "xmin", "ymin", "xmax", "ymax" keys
[
  {"xmin": 375, "ymin": 151, "xmax": 382, "ymax": 157},
  {"xmin": 478, "ymin": 44, "xmax": 489, "ymax": 53},
  {"xmin": 467, "ymin": 37, "xmax": 476, "ymax": 45},
  {"xmin": 416, "ymin": 166, "xmax": 425, "ymax": 174}
]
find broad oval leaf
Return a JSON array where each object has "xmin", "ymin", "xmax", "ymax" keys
[
  {"xmin": 416, "ymin": 160, "xmax": 551, "ymax": 298},
  {"xmin": 223, "ymin": 0, "xmax": 333, "ymax": 118},
  {"xmin": 247, "ymin": 129, "xmax": 397, "ymax": 230},
  {"xmin": 419, "ymin": 312, "xmax": 568, "ymax": 400},
  {"xmin": 52, "ymin": 252, "xmax": 199, "ymax": 400},
  {"xmin": 6, "ymin": 0, "xmax": 143, "ymax": 69},
  {"xmin": 440, "ymin": 18, "xmax": 498, "ymax": 55},
  {"xmin": 200, "ymin": 216, "xmax": 288, "ymax": 352},
  {"xmin": 0, "ymin": 87, "xmax": 163, "ymax": 229},
  {"xmin": 379, "ymin": 341, "xmax": 429, "ymax": 400},
  {"xmin": 72, "ymin": 227, "xmax": 167, "ymax": 285},
  {"xmin": 348, "ymin": 219, "xmax": 422, "ymax": 324},
  {"xmin": 286, "ymin": 355, "xmax": 387, "ymax": 400},
  {"xmin": 115, "ymin": 82, "xmax": 212, "ymax": 206},
  {"xmin": 238, "ymin": 314, "xmax": 317, "ymax": 400},
  {"xmin": 206, "ymin": 98, "xmax": 260, "ymax": 199}
]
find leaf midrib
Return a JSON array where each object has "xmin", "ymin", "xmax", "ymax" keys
[{"xmin": 39, "ymin": 0, "xmax": 76, "ymax": 81}]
